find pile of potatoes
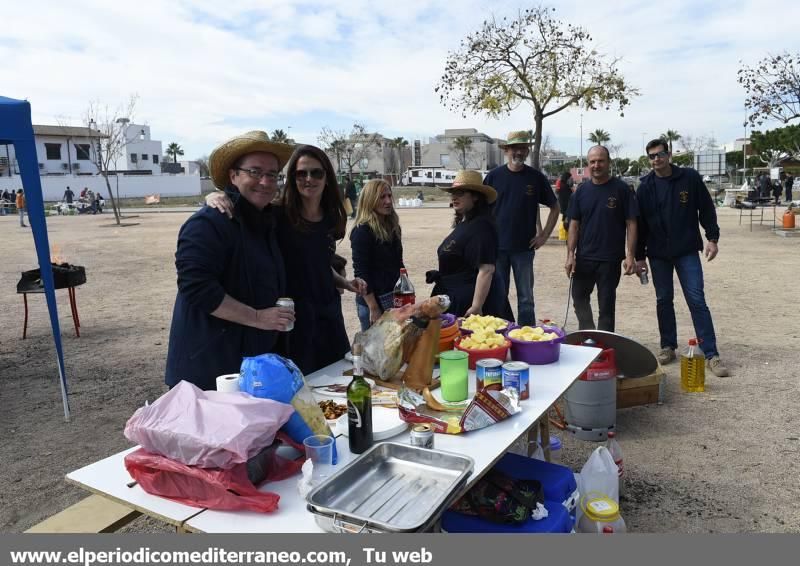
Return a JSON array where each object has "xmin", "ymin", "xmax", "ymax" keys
[{"xmin": 507, "ymin": 325, "xmax": 560, "ymax": 342}]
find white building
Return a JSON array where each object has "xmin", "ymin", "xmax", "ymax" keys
[
  {"xmin": 111, "ymin": 123, "xmax": 163, "ymax": 175},
  {"xmin": 0, "ymin": 125, "xmax": 103, "ymax": 178},
  {"xmin": 413, "ymin": 128, "xmax": 503, "ymax": 171}
]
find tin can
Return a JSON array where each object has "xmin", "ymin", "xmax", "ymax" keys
[
  {"xmin": 410, "ymin": 423, "xmax": 434, "ymax": 449},
  {"xmin": 476, "ymin": 358, "xmax": 504, "ymax": 391},
  {"xmin": 276, "ymin": 297, "xmax": 295, "ymax": 331},
  {"xmin": 502, "ymin": 361, "xmax": 530, "ymax": 400},
  {"xmin": 639, "ymin": 271, "xmax": 649, "ymax": 285}
]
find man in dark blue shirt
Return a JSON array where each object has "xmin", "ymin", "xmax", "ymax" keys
[
  {"xmin": 635, "ymin": 139, "xmax": 729, "ymax": 377},
  {"xmin": 565, "ymin": 146, "xmax": 638, "ymax": 332},
  {"xmin": 484, "ymin": 131, "xmax": 559, "ymax": 325}
]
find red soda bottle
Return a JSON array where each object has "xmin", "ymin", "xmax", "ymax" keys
[{"xmin": 393, "ymin": 268, "xmax": 415, "ymax": 307}]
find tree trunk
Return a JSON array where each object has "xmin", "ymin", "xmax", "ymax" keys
[
  {"xmin": 531, "ymin": 112, "xmax": 544, "ymax": 170},
  {"xmin": 102, "ymin": 174, "xmax": 121, "ymax": 225}
]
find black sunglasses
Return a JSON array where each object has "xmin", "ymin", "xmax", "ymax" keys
[
  {"xmin": 647, "ymin": 150, "xmax": 669, "ymax": 160},
  {"xmin": 295, "ymin": 168, "xmax": 325, "ymax": 180}
]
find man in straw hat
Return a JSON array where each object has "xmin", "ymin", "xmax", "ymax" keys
[
  {"xmin": 428, "ymin": 170, "xmax": 513, "ymax": 319},
  {"xmin": 484, "ymin": 131, "xmax": 559, "ymax": 325},
  {"xmin": 165, "ymin": 130, "xmax": 296, "ymax": 391}
]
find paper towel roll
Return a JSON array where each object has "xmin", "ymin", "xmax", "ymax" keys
[{"xmin": 216, "ymin": 373, "xmax": 241, "ymax": 393}]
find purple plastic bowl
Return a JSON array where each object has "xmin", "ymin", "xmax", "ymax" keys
[
  {"xmin": 504, "ymin": 325, "xmax": 565, "ymax": 365},
  {"xmin": 440, "ymin": 313, "xmax": 457, "ymax": 329}
]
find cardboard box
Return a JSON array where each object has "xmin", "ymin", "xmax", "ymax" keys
[{"xmin": 616, "ymin": 366, "xmax": 664, "ymax": 408}]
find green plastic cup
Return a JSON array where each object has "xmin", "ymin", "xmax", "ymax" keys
[{"xmin": 439, "ymin": 350, "xmax": 469, "ymax": 402}]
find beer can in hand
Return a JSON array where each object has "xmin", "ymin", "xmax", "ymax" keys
[
  {"xmin": 639, "ymin": 271, "xmax": 649, "ymax": 285},
  {"xmin": 276, "ymin": 297, "xmax": 294, "ymax": 331}
]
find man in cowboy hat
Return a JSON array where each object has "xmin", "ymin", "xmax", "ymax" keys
[
  {"xmin": 565, "ymin": 146, "xmax": 638, "ymax": 332},
  {"xmin": 484, "ymin": 130, "xmax": 559, "ymax": 325},
  {"xmin": 165, "ymin": 130, "xmax": 296, "ymax": 391}
]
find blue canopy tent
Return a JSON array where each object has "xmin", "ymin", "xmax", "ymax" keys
[{"xmin": 1, "ymin": 95, "xmax": 70, "ymax": 420}]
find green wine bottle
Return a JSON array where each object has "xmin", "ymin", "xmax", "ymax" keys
[{"xmin": 347, "ymin": 344, "xmax": 373, "ymax": 454}]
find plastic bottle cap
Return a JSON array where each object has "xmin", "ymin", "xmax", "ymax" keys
[
  {"xmin": 688, "ymin": 338, "xmax": 698, "ymax": 346},
  {"xmin": 607, "ymin": 431, "xmax": 615, "ymax": 438}
]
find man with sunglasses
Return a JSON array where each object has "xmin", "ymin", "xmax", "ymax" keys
[
  {"xmin": 484, "ymin": 130, "xmax": 559, "ymax": 325},
  {"xmin": 635, "ymin": 139, "xmax": 729, "ymax": 377}
]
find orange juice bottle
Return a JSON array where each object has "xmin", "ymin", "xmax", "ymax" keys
[{"xmin": 680, "ymin": 338, "xmax": 705, "ymax": 392}]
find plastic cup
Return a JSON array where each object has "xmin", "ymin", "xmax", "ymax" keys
[
  {"xmin": 439, "ymin": 350, "xmax": 469, "ymax": 402},
  {"xmin": 303, "ymin": 434, "xmax": 334, "ymax": 485}
]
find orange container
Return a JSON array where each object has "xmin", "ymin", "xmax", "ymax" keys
[
  {"xmin": 438, "ymin": 322, "xmax": 460, "ymax": 353},
  {"xmin": 783, "ymin": 209, "xmax": 796, "ymax": 229},
  {"xmin": 454, "ymin": 336, "xmax": 511, "ymax": 370}
]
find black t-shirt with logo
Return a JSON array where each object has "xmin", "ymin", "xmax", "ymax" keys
[{"xmin": 567, "ymin": 177, "xmax": 638, "ymax": 262}]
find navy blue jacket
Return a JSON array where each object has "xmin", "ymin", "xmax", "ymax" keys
[
  {"xmin": 165, "ymin": 193, "xmax": 286, "ymax": 390},
  {"xmin": 350, "ymin": 223, "xmax": 404, "ymax": 308},
  {"xmin": 635, "ymin": 166, "xmax": 720, "ymax": 260}
]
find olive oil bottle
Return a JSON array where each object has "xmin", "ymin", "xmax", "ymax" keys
[
  {"xmin": 347, "ymin": 344, "xmax": 373, "ymax": 454},
  {"xmin": 680, "ymin": 338, "xmax": 705, "ymax": 392}
]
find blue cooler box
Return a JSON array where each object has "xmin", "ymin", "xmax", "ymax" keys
[{"xmin": 440, "ymin": 452, "xmax": 578, "ymax": 534}]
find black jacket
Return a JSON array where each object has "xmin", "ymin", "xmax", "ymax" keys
[{"xmin": 636, "ymin": 166, "xmax": 719, "ymax": 260}]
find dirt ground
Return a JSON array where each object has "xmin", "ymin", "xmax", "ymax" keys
[{"xmin": 1, "ymin": 204, "xmax": 798, "ymax": 533}]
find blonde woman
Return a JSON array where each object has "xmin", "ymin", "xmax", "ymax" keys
[{"xmin": 350, "ymin": 179, "xmax": 405, "ymax": 330}]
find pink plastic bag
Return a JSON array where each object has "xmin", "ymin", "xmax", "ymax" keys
[{"xmin": 124, "ymin": 381, "xmax": 295, "ymax": 469}]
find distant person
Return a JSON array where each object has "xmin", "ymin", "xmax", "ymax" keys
[
  {"xmin": 565, "ymin": 146, "xmax": 638, "ymax": 332},
  {"xmin": 16, "ymin": 189, "xmax": 27, "ymax": 227},
  {"xmin": 635, "ymin": 139, "xmax": 729, "ymax": 377},
  {"xmin": 484, "ymin": 131, "xmax": 559, "ymax": 325},
  {"xmin": 557, "ymin": 170, "xmax": 574, "ymax": 229},
  {"xmin": 785, "ymin": 174, "xmax": 794, "ymax": 202},
  {"xmin": 80, "ymin": 187, "xmax": 88, "ymax": 200},
  {"xmin": 772, "ymin": 179, "xmax": 782, "ymax": 204},
  {"xmin": 758, "ymin": 173, "xmax": 770, "ymax": 199},
  {"xmin": 345, "ymin": 177, "xmax": 358, "ymax": 219},
  {"xmin": 94, "ymin": 192, "xmax": 104, "ymax": 214},
  {"xmin": 416, "ymin": 190, "xmax": 424, "ymax": 201},
  {"xmin": 63, "ymin": 186, "xmax": 74, "ymax": 204}
]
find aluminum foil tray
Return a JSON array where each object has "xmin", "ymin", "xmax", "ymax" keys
[{"xmin": 306, "ymin": 442, "xmax": 473, "ymax": 533}]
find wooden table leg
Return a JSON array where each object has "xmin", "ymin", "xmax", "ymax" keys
[
  {"xmin": 22, "ymin": 293, "xmax": 29, "ymax": 339},
  {"xmin": 68, "ymin": 287, "xmax": 80, "ymax": 337},
  {"xmin": 539, "ymin": 415, "xmax": 552, "ymax": 462}
]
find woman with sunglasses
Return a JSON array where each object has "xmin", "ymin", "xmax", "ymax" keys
[
  {"xmin": 350, "ymin": 179, "xmax": 405, "ymax": 330},
  {"xmin": 207, "ymin": 145, "xmax": 366, "ymax": 375},
  {"xmin": 428, "ymin": 170, "xmax": 513, "ymax": 320}
]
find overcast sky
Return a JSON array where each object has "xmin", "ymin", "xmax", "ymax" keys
[{"xmin": 3, "ymin": 0, "xmax": 795, "ymax": 160}]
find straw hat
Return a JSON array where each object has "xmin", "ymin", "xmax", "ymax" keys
[
  {"xmin": 441, "ymin": 170, "xmax": 497, "ymax": 204},
  {"xmin": 498, "ymin": 130, "xmax": 533, "ymax": 148},
  {"xmin": 208, "ymin": 130, "xmax": 295, "ymax": 189}
]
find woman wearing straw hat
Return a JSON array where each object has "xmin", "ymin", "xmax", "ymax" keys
[
  {"xmin": 207, "ymin": 145, "xmax": 367, "ymax": 375},
  {"xmin": 427, "ymin": 170, "xmax": 513, "ymax": 319},
  {"xmin": 350, "ymin": 179, "xmax": 405, "ymax": 330},
  {"xmin": 165, "ymin": 130, "xmax": 295, "ymax": 391}
]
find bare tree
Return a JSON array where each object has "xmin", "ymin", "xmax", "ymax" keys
[
  {"xmin": 83, "ymin": 95, "xmax": 139, "ymax": 225},
  {"xmin": 436, "ymin": 6, "xmax": 638, "ymax": 169},
  {"xmin": 738, "ymin": 51, "xmax": 800, "ymax": 126},
  {"xmin": 195, "ymin": 155, "xmax": 210, "ymax": 178},
  {"xmin": 318, "ymin": 124, "xmax": 380, "ymax": 179},
  {"xmin": 608, "ymin": 143, "xmax": 624, "ymax": 175}
]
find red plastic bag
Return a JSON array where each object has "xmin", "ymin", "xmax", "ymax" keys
[{"xmin": 124, "ymin": 433, "xmax": 305, "ymax": 513}]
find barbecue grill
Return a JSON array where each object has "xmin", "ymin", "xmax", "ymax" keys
[{"xmin": 16, "ymin": 263, "xmax": 86, "ymax": 338}]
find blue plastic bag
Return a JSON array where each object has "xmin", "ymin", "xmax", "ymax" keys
[{"xmin": 240, "ymin": 354, "xmax": 337, "ymax": 463}]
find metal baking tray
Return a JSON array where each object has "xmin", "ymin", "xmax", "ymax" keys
[{"xmin": 306, "ymin": 442, "xmax": 473, "ymax": 533}]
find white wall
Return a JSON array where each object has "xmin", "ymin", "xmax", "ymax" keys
[{"xmin": 0, "ymin": 174, "xmax": 200, "ymax": 201}]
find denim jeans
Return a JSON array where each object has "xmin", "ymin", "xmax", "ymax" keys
[
  {"xmin": 571, "ymin": 259, "xmax": 622, "ymax": 332},
  {"xmin": 649, "ymin": 253, "xmax": 719, "ymax": 358},
  {"xmin": 496, "ymin": 250, "xmax": 535, "ymax": 325},
  {"xmin": 356, "ymin": 300, "xmax": 371, "ymax": 332}
]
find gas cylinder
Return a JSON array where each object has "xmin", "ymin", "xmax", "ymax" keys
[{"xmin": 783, "ymin": 206, "xmax": 796, "ymax": 230}]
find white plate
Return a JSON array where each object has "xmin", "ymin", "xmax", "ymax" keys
[
  {"xmin": 311, "ymin": 375, "xmax": 376, "ymax": 398},
  {"xmin": 335, "ymin": 407, "xmax": 409, "ymax": 441}
]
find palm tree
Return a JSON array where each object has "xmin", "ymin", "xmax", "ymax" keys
[
  {"xmin": 388, "ymin": 137, "xmax": 409, "ymax": 185},
  {"xmin": 451, "ymin": 135, "xmax": 473, "ymax": 169},
  {"xmin": 660, "ymin": 130, "xmax": 681, "ymax": 154},
  {"xmin": 166, "ymin": 142, "xmax": 184, "ymax": 163},
  {"xmin": 271, "ymin": 129, "xmax": 290, "ymax": 143},
  {"xmin": 588, "ymin": 129, "xmax": 611, "ymax": 144}
]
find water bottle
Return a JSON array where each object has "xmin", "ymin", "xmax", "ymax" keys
[
  {"xmin": 680, "ymin": 338, "xmax": 705, "ymax": 392},
  {"xmin": 605, "ymin": 431, "xmax": 624, "ymax": 498}
]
